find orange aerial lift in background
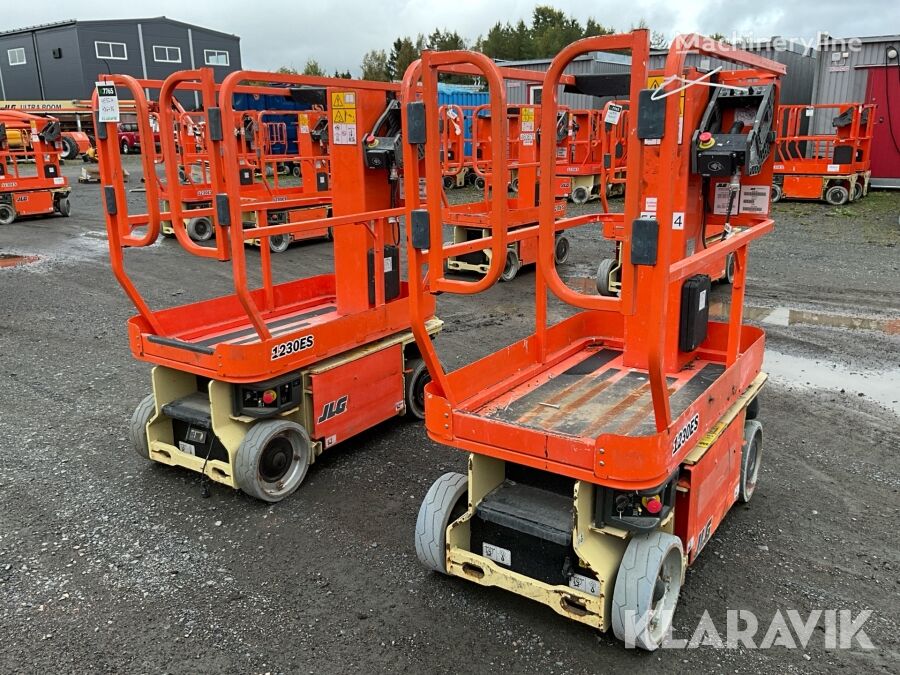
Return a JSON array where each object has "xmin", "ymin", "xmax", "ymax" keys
[
  {"xmin": 772, "ymin": 102, "xmax": 875, "ymax": 204},
  {"xmin": 402, "ymin": 31, "xmax": 780, "ymax": 650},
  {"xmin": 96, "ymin": 70, "xmax": 440, "ymax": 502},
  {"xmin": 0, "ymin": 110, "xmax": 72, "ymax": 225}
]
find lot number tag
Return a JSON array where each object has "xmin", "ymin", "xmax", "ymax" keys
[{"xmin": 96, "ymin": 82, "xmax": 120, "ymax": 123}]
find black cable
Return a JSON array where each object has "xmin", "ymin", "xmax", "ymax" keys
[{"xmin": 198, "ymin": 443, "xmax": 214, "ymax": 499}]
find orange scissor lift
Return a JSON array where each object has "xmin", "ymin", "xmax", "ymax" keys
[
  {"xmin": 558, "ymin": 100, "xmax": 630, "ymax": 206},
  {"xmin": 443, "ymin": 99, "xmax": 572, "ymax": 282},
  {"xmin": 402, "ymin": 32, "xmax": 780, "ymax": 650},
  {"xmin": 96, "ymin": 71, "xmax": 440, "ymax": 503},
  {"xmin": 772, "ymin": 102, "xmax": 875, "ymax": 205},
  {"xmin": 153, "ymin": 80, "xmax": 333, "ymax": 251},
  {"xmin": 0, "ymin": 110, "xmax": 72, "ymax": 225}
]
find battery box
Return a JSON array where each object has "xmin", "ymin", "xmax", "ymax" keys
[
  {"xmin": 679, "ymin": 274, "xmax": 711, "ymax": 352},
  {"xmin": 367, "ymin": 245, "xmax": 400, "ymax": 304},
  {"xmin": 161, "ymin": 392, "xmax": 229, "ymax": 462}
]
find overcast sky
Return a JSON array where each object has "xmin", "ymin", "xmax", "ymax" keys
[{"xmin": 5, "ymin": 1, "xmax": 899, "ymax": 73}]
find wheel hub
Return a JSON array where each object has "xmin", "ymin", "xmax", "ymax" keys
[{"xmin": 259, "ymin": 436, "xmax": 294, "ymax": 483}]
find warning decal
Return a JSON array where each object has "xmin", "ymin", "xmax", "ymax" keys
[
  {"xmin": 738, "ymin": 185, "xmax": 770, "ymax": 214},
  {"xmin": 520, "ymin": 107, "xmax": 535, "ymax": 132},
  {"xmin": 331, "ymin": 92, "xmax": 357, "ymax": 145}
]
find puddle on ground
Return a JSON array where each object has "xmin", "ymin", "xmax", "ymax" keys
[
  {"xmin": 765, "ymin": 351, "xmax": 900, "ymax": 415},
  {"xmin": 0, "ymin": 254, "xmax": 40, "ymax": 268},
  {"xmin": 562, "ymin": 276, "xmax": 900, "ymax": 336}
]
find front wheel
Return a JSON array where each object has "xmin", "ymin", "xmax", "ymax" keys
[
  {"xmin": 771, "ymin": 183, "xmax": 783, "ymax": 203},
  {"xmin": 554, "ymin": 235, "xmax": 570, "ymax": 265},
  {"xmin": 499, "ymin": 248, "xmax": 519, "ymax": 282},
  {"xmin": 415, "ymin": 472, "xmax": 468, "ymax": 574},
  {"xmin": 571, "ymin": 185, "xmax": 591, "ymax": 205},
  {"xmin": 187, "ymin": 216, "xmax": 213, "ymax": 242},
  {"xmin": 404, "ymin": 356, "xmax": 430, "ymax": 420},
  {"xmin": 739, "ymin": 420, "xmax": 762, "ymax": 503},
  {"xmin": 596, "ymin": 257, "xmax": 619, "ymax": 297},
  {"xmin": 268, "ymin": 234, "xmax": 291, "ymax": 253},
  {"xmin": 852, "ymin": 181, "xmax": 864, "ymax": 201},
  {"xmin": 611, "ymin": 531, "xmax": 684, "ymax": 651},
  {"xmin": 0, "ymin": 203, "xmax": 16, "ymax": 225},
  {"xmin": 56, "ymin": 197, "xmax": 72, "ymax": 217},
  {"xmin": 129, "ymin": 394, "xmax": 156, "ymax": 460},
  {"xmin": 824, "ymin": 184, "xmax": 849, "ymax": 206},
  {"xmin": 235, "ymin": 420, "xmax": 311, "ymax": 503}
]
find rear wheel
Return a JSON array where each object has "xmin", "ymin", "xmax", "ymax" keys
[
  {"xmin": 739, "ymin": 420, "xmax": 762, "ymax": 503},
  {"xmin": 404, "ymin": 357, "xmax": 430, "ymax": 420},
  {"xmin": 554, "ymin": 235, "xmax": 570, "ymax": 264},
  {"xmin": 268, "ymin": 234, "xmax": 290, "ymax": 253},
  {"xmin": 596, "ymin": 257, "xmax": 618, "ymax": 297},
  {"xmin": 824, "ymin": 184, "xmax": 849, "ymax": 206},
  {"xmin": 571, "ymin": 185, "xmax": 590, "ymax": 205},
  {"xmin": 187, "ymin": 216, "xmax": 213, "ymax": 242},
  {"xmin": 852, "ymin": 181, "xmax": 864, "ymax": 201},
  {"xmin": 499, "ymin": 248, "xmax": 519, "ymax": 282},
  {"xmin": 56, "ymin": 196, "xmax": 72, "ymax": 217},
  {"xmin": 129, "ymin": 394, "xmax": 156, "ymax": 460},
  {"xmin": 771, "ymin": 183, "xmax": 783, "ymax": 203},
  {"xmin": 474, "ymin": 176, "xmax": 486, "ymax": 191},
  {"xmin": 611, "ymin": 531, "xmax": 684, "ymax": 651},
  {"xmin": 443, "ymin": 175, "xmax": 455, "ymax": 190},
  {"xmin": 0, "ymin": 203, "xmax": 16, "ymax": 225},
  {"xmin": 61, "ymin": 136, "xmax": 79, "ymax": 160},
  {"xmin": 235, "ymin": 420, "xmax": 310, "ymax": 503},
  {"xmin": 415, "ymin": 472, "xmax": 468, "ymax": 574},
  {"xmin": 724, "ymin": 252, "xmax": 735, "ymax": 284}
]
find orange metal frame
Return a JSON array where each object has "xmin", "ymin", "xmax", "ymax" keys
[
  {"xmin": 402, "ymin": 32, "xmax": 782, "ymax": 491},
  {"xmin": 0, "ymin": 110, "xmax": 70, "ymax": 219},
  {"xmin": 95, "ymin": 70, "xmax": 435, "ymax": 384}
]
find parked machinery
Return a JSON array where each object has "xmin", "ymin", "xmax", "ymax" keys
[
  {"xmin": 773, "ymin": 103, "xmax": 875, "ymax": 204},
  {"xmin": 402, "ymin": 31, "xmax": 780, "ymax": 650},
  {"xmin": 0, "ymin": 110, "xmax": 72, "ymax": 225},
  {"xmin": 95, "ymin": 70, "xmax": 440, "ymax": 503},
  {"xmin": 558, "ymin": 100, "xmax": 630, "ymax": 206},
  {"xmin": 442, "ymin": 100, "xmax": 572, "ymax": 282},
  {"xmin": 154, "ymin": 80, "xmax": 333, "ymax": 251}
]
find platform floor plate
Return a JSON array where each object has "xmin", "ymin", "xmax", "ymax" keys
[
  {"xmin": 190, "ymin": 302, "xmax": 338, "ymax": 348},
  {"xmin": 479, "ymin": 346, "xmax": 724, "ymax": 438}
]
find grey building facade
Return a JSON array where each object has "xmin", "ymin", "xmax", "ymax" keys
[{"xmin": 0, "ymin": 17, "xmax": 241, "ymax": 101}]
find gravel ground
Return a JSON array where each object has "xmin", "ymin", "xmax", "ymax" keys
[{"xmin": 0, "ymin": 157, "xmax": 898, "ymax": 673}]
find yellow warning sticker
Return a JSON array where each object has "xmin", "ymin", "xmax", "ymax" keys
[
  {"xmin": 647, "ymin": 75, "xmax": 684, "ymax": 114},
  {"xmin": 332, "ymin": 109, "xmax": 357, "ymax": 124},
  {"xmin": 331, "ymin": 92, "xmax": 357, "ymax": 109},
  {"xmin": 521, "ymin": 106, "xmax": 535, "ymax": 132}
]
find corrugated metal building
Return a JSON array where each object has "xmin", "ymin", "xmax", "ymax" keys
[
  {"xmin": 648, "ymin": 40, "xmax": 817, "ymax": 105},
  {"xmin": 0, "ymin": 17, "xmax": 241, "ymax": 102},
  {"xmin": 812, "ymin": 34, "xmax": 900, "ymax": 186},
  {"xmin": 497, "ymin": 52, "xmax": 632, "ymax": 108}
]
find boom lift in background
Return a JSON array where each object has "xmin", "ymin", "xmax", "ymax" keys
[
  {"xmin": 402, "ymin": 31, "xmax": 781, "ymax": 650},
  {"xmin": 95, "ymin": 71, "xmax": 440, "ymax": 503},
  {"xmin": 0, "ymin": 110, "xmax": 72, "ymax": 225},
  {"xmin": 772, "ymin": 102, "xmax": 875, "ymax": 204}
]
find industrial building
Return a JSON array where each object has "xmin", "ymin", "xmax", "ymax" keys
[{"xmin": 0, "ymin": 17, "xmax": 241, "ymax": 101}]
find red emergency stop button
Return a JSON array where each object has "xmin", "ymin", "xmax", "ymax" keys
[
  {"xmin": 262, "ymin": 389, "xmax": 277, "ymax": 404},
  {"xmin": 644, "ymin": 496, "xmax": 663, "ymax": 514},
  {"xmin": 698, "ymin": 132, "xmax": 715, "ymax": 149}
]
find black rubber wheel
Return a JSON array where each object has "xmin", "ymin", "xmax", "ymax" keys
[
  {"xmin": 499, "ymin": 248, "xmax": 519, "ymax": 282},
  {"xmin": 724, "ymin": 252, "xmax": 735, "ymax": 284},
  {"xmin": 465, "ymin": 171, "xmax": 477, "ymax": 186},
  {"xmin": 268, "ymin": 234, "xmax": 290, "ymax": 253},
  {"xmin": 235, "ymin": 420, "xmax": 310, "ymax": 503},
  {"xmin": 474, "ymin": 176, "xmax": 486, "ymax": 191},
  {"xmin": 746, "ymin": 394, "xmax": 760, "ymax": 420},
  {"xmin": 129, "ymin": 394, "xmax": 156, "ymax": 460},
  {"xmin": 852, "ymin": 181, "xmax": 864, "ymax": 201},
  {"xmin": 292, "ymin": 165, "xmax": 301, "ymax": 178},
  {"xmin": 404, "ymin": 356, "xmax": 430, "ymax": 420},
  {"xmin": 824, "ymin": 184, "xmax": 849, "ymax": 206},
  {"xmin": 121, "ymin": 140, "xmax": 131, "ymax": 155},
  {"xmin": 61, "ymin": 136, "xmax": 79, "ymax": 160},
  {"xmin": 571, "ymin": 185, "xmax": 590, "ymax": 205},
  {"xmin": 596, "ymin": 257, "xmax": 618, "ymax": 297},
  {"xmin": 187, "ymin": 216, "xmax": 213, "ymax": 242},
  {"xmin": 554, "ymin": 235, "xmax": 570, "ymax": 264},
  {"xmin": 771, "ymin": 183, "xmax": 783, "ymax": 203},
  {"xmin": 415, "ymin": 472, "xmax": 468, "ymax": 574},
  {"xmin": 740, "ymin": 420, "xmax": 762, "ymax": 503},
  {"xmin": 0, "ymin": 203, "xmax": 16, "ymax": 225},
  {"xmin": 510, "ymin": 177, "xmax": 519, "ymax": 193},
  {"xmin": 443, "ymin": 176, "xmax": 455, "ymax": 190},
  {"xmin": 56, "ymin": 196, "xmax": 72, "ymax": 217}
]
